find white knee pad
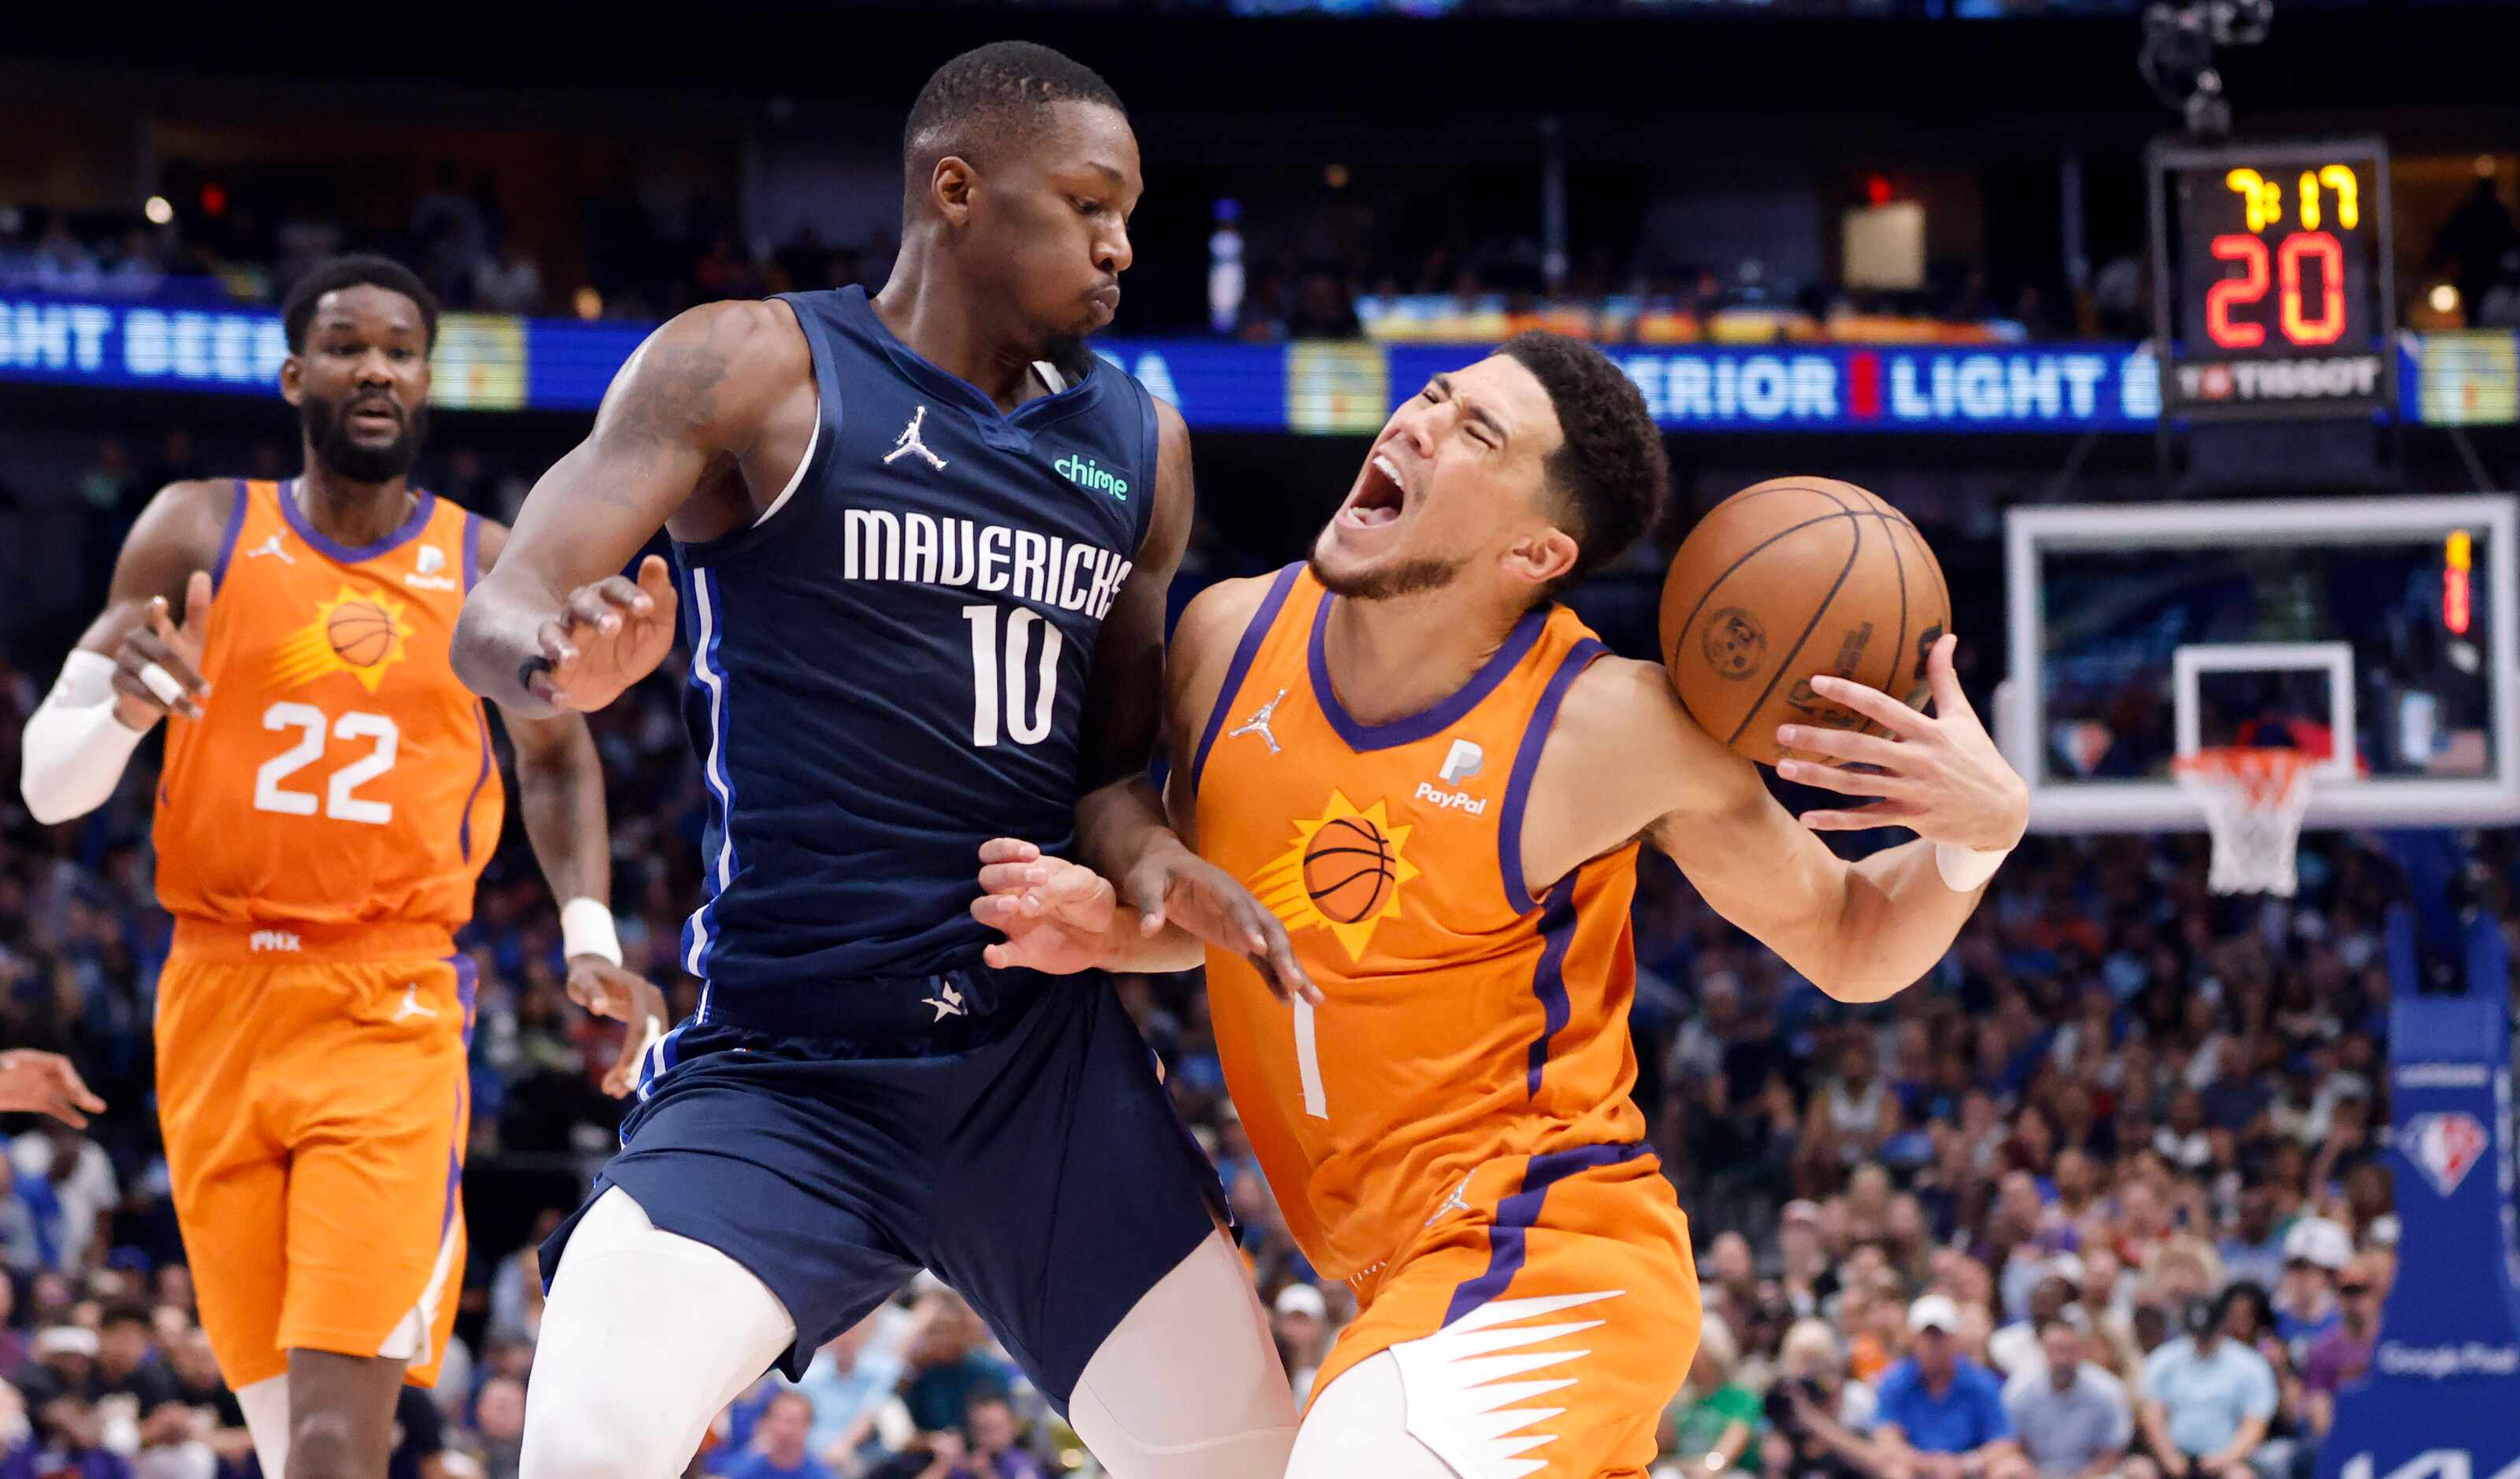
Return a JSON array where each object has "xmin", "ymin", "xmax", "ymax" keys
[
  {"xmin": 1065, "ymin": 1229, "xmax": 1299, "ymax": 1479},
  {"xmin": 1284, "ymin": 1352, "xmax": 1461, "ymax": 1479},
  {"xmin": 520, "ymin": 1188, "xmax": 798, "ymax": 1479}
]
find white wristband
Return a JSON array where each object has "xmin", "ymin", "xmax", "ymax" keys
[
  {"xmin": 561, "ymin": 896, "xmax": 623, "ymax": 967},
  {"xmin": 1935, "ymin": 841, "xmax": 2012, "ymax": 893}
]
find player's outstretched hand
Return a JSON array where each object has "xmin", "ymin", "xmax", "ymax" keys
[
  {"xmin": 566, "ymin": 956, "xmax": 669, "ymax": 1099},
  {"xmin": 1117, "ymin": 843, "xmax": 1321, "ymax": 1006},
  {"xmin": 523, "ymin": 554, "xmax": 678, "ymax": 713},
  {"xmin": 971, "ymin": 840, "xmax": 1127, "ymax": 977},
  {"xmin": 113, "ymin": 570, "xmax": 213, "ymax": 727},
  {"xmin": 1770, "ymin": 632, "xmax": 2029, "ymax": 851},
  {"xmin": 0, "ymin": 1049, "xmax": 108, "ymax": 1128}
]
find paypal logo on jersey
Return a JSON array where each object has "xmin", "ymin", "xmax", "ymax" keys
[{"xmin": 1054, "ymin": 453, "xmax": 1129, "ymax": 502}]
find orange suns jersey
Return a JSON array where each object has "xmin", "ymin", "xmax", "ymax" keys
[
  {"xmin": 1188, "ymin": 564, "xmax": 1648, "ymax": 1293},
  {"xmin": 154, "ymin": 479, "xmax": 502, "ymax": 940}
]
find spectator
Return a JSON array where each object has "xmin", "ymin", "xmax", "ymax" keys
[
  {"xmin": 2216, "ymin": 1188, "xmax": 2286, "ymax": 1296},
  {"xmin": 1659, "ymin": 1315, "xmax": 1760, "ymax": 1474},
  {"xmin": 158, "ymin": 1329, "xmax": 253, "ymax": 1473},
  {"xmin": 2271, "ymin": 1220, "xmax": 2348, "ymax": 1351},
  {"xmin": 486, "ymin": 1212, "xmax": 563, "ymax": 1341},
  {"xmin": 2429, "ymin": 177, "xmax": 2519, "ymax": 321},
  {"xmin": 469, "ymin": 1375, "xmax": 526, "ymax": 1479},
  {"xmin": 2137, "ymin": 1289, "xmax": 2278, "ymax": 1479},
  {"xmin": 862, "ymin": 1430, "xmax": 966, "ymax": 1479},
  {"xmin": 15, "ymin": 1327, "xmax": 100, "ymax": 1410},
  {"xmin": 9, "ymin": 1126, "xmax": 117, "ymax": 1273},
  {"xmin": 2300, "ymin": 1252, "xmax": 2389, "ymax": 1441},
  {"xmin": 957, "ymin": 1395, "xmax": 1043, "ymax": 1479},
  {"xmin": 1270, "ymin": 1284, "xmax": 1330, "ymax": 1409},
  {"xmin": 718, "ymin": 1391, "xmax": 829, "ymax": 1479},
  {"xmin": 788, "ymin": 1297, "xmax": 935, "ymax": 1473},
  {"xmin": 472, "ymin": 239, "xmax": 546, "ymax": 315},
  {"xmin": 1870, "ymin": 1296, "xmax": 2026, "ymax": 1478},
  {"xmin": 1988, "ymin": 1275, "xmax": 2077, "ymax": 1381},
  {"xmin": 899, "ymin": 1294, "xmax": 1012, "ymax": 1437},
  {"xmin": 2003, "ymin": 1315, "xmax": 2132, "ymax": 1478}
]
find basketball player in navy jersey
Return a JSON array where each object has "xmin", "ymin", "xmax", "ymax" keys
[{"xmin": 452, "ymin": 42, "xmax": 1307, "ymax": 1479}]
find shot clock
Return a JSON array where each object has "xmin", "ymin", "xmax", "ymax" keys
[{"xmin": 2147, "ymin": 137, "xmax": 2397, "ymax": 421}]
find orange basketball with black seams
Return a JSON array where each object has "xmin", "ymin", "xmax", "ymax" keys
[
  {"xmin": 325, "ymin": 600, "xmax": 399, "ymax": 668},
  {"xmin": 1302, "ymin": 814, "xmax": 1396, "ymax": 924},
  {"xmin": 1658, "ymin": 477, "xmax": 1951, "ymax": 768}
]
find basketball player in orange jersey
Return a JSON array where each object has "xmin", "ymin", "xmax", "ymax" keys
[
  {"xmin": 973, "ymin": 332, "xmax": 2031, "ymax": 1477},
  {"xmin": 17, "ymin": 255, "xmax": 665, "ymax": 1479}
]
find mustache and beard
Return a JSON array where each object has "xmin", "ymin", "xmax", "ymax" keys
[
  {"xmin": 1306, "ymin": 550, "xmax": 1466, "ymax": 602},
  {"xmin": 302, "ymin": 389, "xmax": 428, "ymax": 484}
]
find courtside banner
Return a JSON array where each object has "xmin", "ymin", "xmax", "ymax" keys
[{"xmin": 0, "ymin": 294, "xmax": 2475, "ymax": 432}]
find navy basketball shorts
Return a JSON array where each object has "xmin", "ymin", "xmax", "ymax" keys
[{"xmin": 540, "ymin": 972, "xmax": 1224, "ymax": 1407}]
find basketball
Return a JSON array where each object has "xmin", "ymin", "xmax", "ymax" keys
[
  {"xmin": 1658, "ymin": 477, "xmax": 1951, "ymax": 768},
  {"xmin": 1303, "ymin": 815, "xmax": 1395, "ymax": 924},
  {"xmin": 326, "ymin": 602, "xmax": 398, "ymax": 667}
]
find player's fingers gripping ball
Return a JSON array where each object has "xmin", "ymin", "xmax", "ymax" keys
[{"xmin": 1659, "ymin": 477, "xmax": 1953, "ymax": 767}]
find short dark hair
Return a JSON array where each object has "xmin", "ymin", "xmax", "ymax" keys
[
  {"xmin": 902, "ymin": 42, "xmax": 1125, "ymax": 181},
  {"xmin": 282, "ymin": 254, "xmax": 438, "ymax": 354},
  {"xmin": 99, "ymin": 1300, "xmax": 150, "ymax": 1333},
  {"xmin": 1495, "ymin": 331, "xmax": 1666, "ymax": 594}
]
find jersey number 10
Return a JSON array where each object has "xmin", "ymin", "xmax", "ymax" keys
[{"xmin": 962, "ymin": 605, "xmax": 1063, "ymax": 748}]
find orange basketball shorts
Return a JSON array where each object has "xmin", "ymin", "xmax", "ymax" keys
[
  {"xmin": 1311, "ymin": 1144, "xmax": 1699, "ymax": 1479},
  {"xmin": 155, "ymin": 920, "xmax": 473, "ymax": 1389}
]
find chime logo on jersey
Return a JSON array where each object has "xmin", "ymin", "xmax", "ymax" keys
[
  {"xmin": 269, "ymin": 586, "xmax": 416, "ymax": 695},
  {"xmin": 1244, "ymin": 788, "xmax": 1421, "ymax": 962},
  {"xmin": 2403, "ymin": 1111, "xmax": 2488, "ymax": 1197}
]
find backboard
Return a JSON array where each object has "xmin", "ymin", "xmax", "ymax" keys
[{"xmin": 1999, "ymin": 495, "xmax": 2520, "ymax": 832}]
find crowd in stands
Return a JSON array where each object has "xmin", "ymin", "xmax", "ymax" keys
[{"xmin": 0, "ymin": 409, "xmax": 2446, "ymax": 1477}]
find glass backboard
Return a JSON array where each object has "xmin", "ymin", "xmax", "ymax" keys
[{"xmin": 1999, "ymin": 495, "xmax": 2520, "ymax": 832}]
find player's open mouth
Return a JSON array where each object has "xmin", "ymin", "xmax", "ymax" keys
[
  {"xmin": 1340, "ymin": 451, "xmax": 1409, "ymax": 530},
  {"xmin": 350, "ymin": 402, "xmax": 400, "ymax": 431}
]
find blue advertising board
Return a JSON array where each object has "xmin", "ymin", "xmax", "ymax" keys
[{"xmin": 0, "ymin": 291, "xmax": 2482, "ymax": 435}]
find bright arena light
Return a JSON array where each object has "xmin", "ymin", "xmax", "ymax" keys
[
  {"xmin": 2430, "ymin": 284, "xmax": 2462, "ymax": 314},
  {"xmin": 143, "ymin": 195, "xmax": 173, "ymax": 225}
]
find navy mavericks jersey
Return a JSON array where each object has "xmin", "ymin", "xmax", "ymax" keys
[{"xmin": 673, "ymin": 285, "xmax": 1158, "ymax": 1005}]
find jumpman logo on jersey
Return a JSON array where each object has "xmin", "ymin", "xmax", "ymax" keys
[
  {"xmin": 883, "ymin": 406, "xmax": 949, "ymax": 472},
  {"xmin": 921, "ymin": 979, "xmax": 966, "ymax": 1021},
  {"xmin": 1426, "ymin": 1167, "xmax": 1477, "ymax": 1227},
  {"xmin": 1228, "ymin": 688, "xmax": 1288, "ymax": 754},
  {"xmin": 393, "ymin": 984, "xmax": 439, "ymax": 1022},
  {"xmin": 243, "ymin": 533, "xmax": 295, "ymax": 564}
]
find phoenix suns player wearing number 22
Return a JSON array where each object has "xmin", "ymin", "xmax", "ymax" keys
[{"xmin": 976, "ymin": 332, "xmax": 2033, "ymax": 1478}]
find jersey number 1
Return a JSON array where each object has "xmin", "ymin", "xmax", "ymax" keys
[{"xmin": 962, "ymin": 605, "xmax": 1062, "ymax": 748}]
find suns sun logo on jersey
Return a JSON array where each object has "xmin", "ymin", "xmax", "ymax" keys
[
  {"xmin": 268, "ymin": 586, "xmax": 417, "ymax": 695},
  {"xmin": 1245, "ymin": 789, "xmax": 1421, "ymax": 961}
]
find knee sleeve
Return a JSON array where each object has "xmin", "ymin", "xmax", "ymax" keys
[
  {"xmin": 1066, "ymin": 1229, "xmax": 1299, "ymax": 1479},
  {"xmin": 520, "ymin": 1188, "xmax": 798, "ymax": 1479}
]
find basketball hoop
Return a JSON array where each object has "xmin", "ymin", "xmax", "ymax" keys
[{"xmin": 2173, "ymin": 747, "xmax": 2316, "ymax": 896}]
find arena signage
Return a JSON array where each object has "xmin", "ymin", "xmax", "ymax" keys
[{"xmin": 0, "ymin": 293, "xmax": 2477, "ymax": 433}]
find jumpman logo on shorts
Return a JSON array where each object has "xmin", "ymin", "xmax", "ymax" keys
[
  {"xmin": 1426, "ymin": 1167, "xmax": 1477, "ymax": 1227},
  {"xmin": 394, "ymin": 985, "xmax": 439, "ymax": 1022},
  {"xmin": 921, "ymin": 979, "xmax": 966, "ymax": 1021},
  {"xmin": 883, "ymin": 406, "xmax": 949, "ymax": 472},
  {"xmin": 1228, "ymin": 688, "xmax": 1288, "ymax": 755},
  {"xmin": 243, "ymin": 533, "xmax": 295, "ymax": 564}
]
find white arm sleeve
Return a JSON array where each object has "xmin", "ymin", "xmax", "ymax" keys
[{"xmin": 20, "ymin": 650, "xmax": 150, "ymax": 825}]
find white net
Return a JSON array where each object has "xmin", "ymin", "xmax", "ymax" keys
[{"xmin": 2173, "ymin": 747, "xmax": 2316, "ymax": 897}]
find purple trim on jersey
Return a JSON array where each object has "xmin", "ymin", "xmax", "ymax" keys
[
  {"xmin": 458, "ymin": 703, "xmax": 492, "ymax": 862},
  {"xmin": 461, "ymin": 511, "xmax": 484, "ymax": 592},
  {"xmin": 1499, "ymin": 639, "xmax": 1608, "ymax": 914},
  {"xmin": 207, "ymin": 480, "xmax": 251, "ymax": 592},
  {"xmin": 276, "ymin": 478, "xmax": 437, "ymax": 565},
  {"xmin": 1188, "ymin": 563, "xmax": 1303, "ymax": 793},
  {"xmin": 1524, "ymin": 885, "xmax": 1581, "ymax": 1098},
  {"xmin": 1439, "ymin": 1141, "xmax": 1653, "ymax": 1328},
  {"xmin": 1310, "ymin": 590, "xmax": 1547, "ymax": 754},
  {"xmin": 441, "ymin": 953, "xmax": 479, "ymax": 1236}
]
